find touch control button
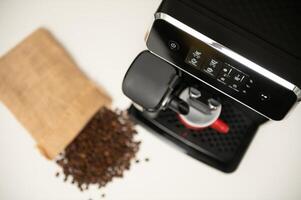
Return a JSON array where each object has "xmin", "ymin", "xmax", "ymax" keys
[
  {"xmin": 185, "ymin": 47, "xmax": 204, "ymax": 68},
  {"xmin": 229, "ymin": 83, "xmax": 239, "ymax": 92},
  {"xmin": 217, "ymin": 65, "xmax": 233, "ymax": 84},
  {"xmin": 231, "ymin": 70, "xmax": 246, "ymax": 84},
  {"xmin": 202, "ymin": 58, "xmax": 223, "ymax": 77},
  {"xmin": 168, "ymin": 40, "xmax": 180, "ymax": 51},
  {"xmin": 246, "ymin": 78, "xmax": 254, "ymax": 88},
  {"xmin": 260, "ymin": 93, "xmax": 270, "ymax": 102}
]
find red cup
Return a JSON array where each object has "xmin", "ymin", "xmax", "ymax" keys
[{"xmin": 178, "ymin": 114, "xmax": 230, "ymax": 134}]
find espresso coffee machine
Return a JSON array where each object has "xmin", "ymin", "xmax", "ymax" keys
[{"xmin": 123, "ymin": 0, "xmax": 301, "ymax": 172}]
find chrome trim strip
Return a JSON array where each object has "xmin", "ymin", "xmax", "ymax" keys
[
  {"xmin": 133, "ymin": 103, "xmax": 144, "ymax": 112},
  {"xmin": 294, "ymin": 87, "xmax": 301, "ymax": 102},
  {"xmin": 155, "ymin": 12, "xmax": 301, "ymax": 99}
]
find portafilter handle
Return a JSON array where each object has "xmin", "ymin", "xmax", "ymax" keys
[
  {"xmin": 122, "ymin": 51, "xmax": 188, "ymax": 117},
  {"xmin": 169, "ymin": 97, "xmax": 189, "ymax": 115}
]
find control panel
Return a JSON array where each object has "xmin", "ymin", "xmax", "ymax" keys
[
  {"xmin": 185, "ymin": 47, "xmax": 254, "ymax": 95},
  {"xmin": 146, "ymin": 18, "xmax": 298, "ymax": 120}
]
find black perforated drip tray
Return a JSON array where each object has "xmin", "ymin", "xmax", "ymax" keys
[{"xmin": 128, "ymin": 100, "xmax": 265, "ymax": 172}]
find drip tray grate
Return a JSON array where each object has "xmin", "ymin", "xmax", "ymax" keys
[
  {"xmin": 157, "ymin": 101, "xmax": 253, "ymax": 159},
  {"xmin": 128, "ymin": 100, "xmax": 262, "ymax": 172}
]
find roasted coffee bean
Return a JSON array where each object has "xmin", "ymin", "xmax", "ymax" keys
[{"xmin": 56, "ymin": 107, "xmax": 140, "ymax": 191}]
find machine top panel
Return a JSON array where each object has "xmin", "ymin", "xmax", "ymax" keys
[
  {"xmin": 156, "ymin": 0, "xmax": 301, "ymax": 88},
  {"xmin": 146, "ymin": 13, "xmax": 299, "ymax": 120}
]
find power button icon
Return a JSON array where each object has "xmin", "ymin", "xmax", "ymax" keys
[{"xmin": 168, "ymin": 40, "xmax": 180, "ymax": 51}]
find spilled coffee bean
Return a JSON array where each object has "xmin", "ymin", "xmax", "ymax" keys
[{"xmin": 56, "ymin": 107, "xmax": 140, "ymax": 191}]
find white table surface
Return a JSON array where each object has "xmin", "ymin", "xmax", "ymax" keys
[{"xmin": 0, "ymin": 0, "xmax": 301, "ymax": 200}]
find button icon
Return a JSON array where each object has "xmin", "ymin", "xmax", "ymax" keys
[
  {"xmin": 192, "ymin": 50, "xmax": 202, "ymax": 59},
  {"xmin": 206, "ymin": 67, "xmax": 214, "ymax": 73},
  {"xmin": 260, "ymin": 93, "xmax": 270, "ymax": 101},
  {"xmin": 234, "ymin": 74, "xmax": 245, "ymax": 82},
  {"xmin": 202, "ymin": 58, "xmax": 223, "ymax": 77},
  {"xmin": 209, "ymin": 59, "xmax": 219, "ymax": 67},
  {"xmin": 217, "ymin": 65, "xmax": 232, "ymax": 84},
  {"xmin": 168, "ymin": 41, "xmax": 180, "ymax": 51},
  {"xmin": 185, "ymin": 47, "xmax": 204, "ymax": 68},
  {"xmin": 188, "ymin": 58, "xmax": 198, "ymax": 67},
  {"xmin": 229, "ymin": 83, "xmax": 239, "ymax": 92}
]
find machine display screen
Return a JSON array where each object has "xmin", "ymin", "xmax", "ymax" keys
[{"xmin": 185, "ymin": 47, "xmax": 250, "ymax": 93}]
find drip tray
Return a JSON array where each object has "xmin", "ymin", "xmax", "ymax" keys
[{"xmin": 128, "ymin": 100, "xmax": 262, "ymax": 172}]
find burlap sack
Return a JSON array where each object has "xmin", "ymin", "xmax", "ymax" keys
[{"xmin": 0, "ymin": 28, "xmax": 112, "ymax": 159}]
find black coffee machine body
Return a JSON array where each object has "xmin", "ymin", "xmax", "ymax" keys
[{"xmin": 123, "ymin": 0, "xmax": 301, "ymax": 172}]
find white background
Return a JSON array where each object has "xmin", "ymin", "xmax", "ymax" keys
[{"xmin": 0, "ymin": 0, "xmax": 301, "ymax": 200}]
